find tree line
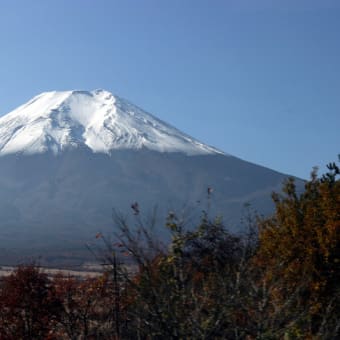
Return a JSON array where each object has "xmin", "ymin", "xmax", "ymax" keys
[{"xmin": 0, "ymin": 161, "xmax": 339, "ymax": 339}]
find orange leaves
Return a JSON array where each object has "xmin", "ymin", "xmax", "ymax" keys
[{"xmin": 254, "ymin": 162, "xmax": 340, "ymax": 335}]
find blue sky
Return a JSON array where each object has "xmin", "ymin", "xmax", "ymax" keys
[{"xmin": 0, "ymin": 0, "xmax": 339, "ymax": 179}]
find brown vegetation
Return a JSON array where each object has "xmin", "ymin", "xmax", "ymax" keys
[{"xmin": 0, "ymin": 161, "xmax": 338, "ymax": 339}]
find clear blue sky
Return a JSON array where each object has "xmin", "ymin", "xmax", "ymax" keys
[{"xmin": 0, "ymin": 0, "xmax": 339, "ymax": 179}]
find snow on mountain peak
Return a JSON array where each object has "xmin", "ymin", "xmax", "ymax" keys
[{"xmin": 0, "ymin": 90, "xmax": 223, "ymax": 156}]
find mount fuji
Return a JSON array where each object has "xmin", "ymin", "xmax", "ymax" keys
[
  {"xmin": 0, "ymin": 89, "xmax": 221, "ymax": 156},
  {"xmin": 0, "ymin": 90, "xmax": 293, "ymax": 265}
]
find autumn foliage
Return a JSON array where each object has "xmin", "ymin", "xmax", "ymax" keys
[
  {"xmin": 253, "ymin": 162, "xmax": 340, "ymax": 338},
  {"xmin": 0, "ymin": 265, "xmax": 61, "ymax": 339},
  {"xmin": 0, "ymin": 161, "xmax": 338, "ymax": 339}
]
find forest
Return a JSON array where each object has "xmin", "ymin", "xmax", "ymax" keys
[{"xmin": 0, "ymin": 161, "xmax": 338, "ymax": 339}]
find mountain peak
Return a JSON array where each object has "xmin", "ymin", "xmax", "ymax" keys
[{"xmin": 0, "ymin": 90, "xmax": 223, "ymax": 156}]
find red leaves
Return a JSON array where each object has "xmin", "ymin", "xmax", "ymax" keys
[{"xmin": 0, "ymin": 265, "xmax": 62, "ymax": 339}]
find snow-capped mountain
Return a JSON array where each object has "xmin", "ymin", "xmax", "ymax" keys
[
  {"xmin": 0, "ymin": 90, "xmax": 298, "ymax": 266},
  {"xmin": 0, "ymin": 89, "xmax": 221, "ymax": 156}
]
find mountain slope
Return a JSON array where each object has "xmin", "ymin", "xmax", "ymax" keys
[{"xmin": 0, "ymin": 90, "xmax": 297, "ymax": 266}]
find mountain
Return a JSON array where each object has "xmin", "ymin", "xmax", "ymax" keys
[
  {"xmin": 0, "ymin": 90, "xmax": 296, "ymax": 266},
  {"xmin": 0, "ymin": 89, "xmax": 220, "ymax": 156}
]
